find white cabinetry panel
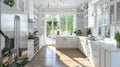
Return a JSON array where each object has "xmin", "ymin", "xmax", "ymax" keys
[
  {"xmin": 56, "ymin": 36, "xmax": 78, "ymax": 48},
  {"xmin": 28, "ymin": 40, "xmax": 34, "ymax": 60}
]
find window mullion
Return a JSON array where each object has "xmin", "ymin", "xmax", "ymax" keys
[{"xmin": 65, "ymin": 17, "xmax": 68, "ymax": 32}]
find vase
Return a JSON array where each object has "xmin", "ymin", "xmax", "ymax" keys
[
  {"xmin": 117, "ymin": 41, "xmax": 120, "ymax": 48},
  {"xmin": 88, "ymin": 35, "xmax": 91, "ymax": 37}
]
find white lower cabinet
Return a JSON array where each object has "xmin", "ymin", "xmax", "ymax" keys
[
  {"xmin": 78, "ymin": 37, "xmax": 120, "ymax": 67},
  {"xmin": 105, "ymin": 51, "xmax": 120, "ymax": 67},
  {"xmin": 56, "ymin": 36, "xmax": 78, "ymax": 48},
  {"xmin": 90, "ymin": 41, "xmax": 120, "ymax": 67},
  {"xmin": 78, "ymin": 39, "xmax": 84, "ymax": 53},
  {"xmin": 100, "ymin": 47, "xmax": 106, "ymax": 67},
  {"xmin": 105, "ymin": 50, "xmax": 111, "ymax": 67},
  {"xmin": 78, "ymin": 37, "xmax": 88, "ymax": 55},
  {"xmin": 91, "ymin": 44, "xmax": 100, "ymax": 67},
  {"xmin": 56, "ymin": 36, "xmax": 120, "ymax": 67},
  {"xmin": 87, "ymin": 40, "xmax": 93, "ymax": 63},
  {"xmin": 28, "ymin": 40, "xmax": 34, "ymax": 60}
]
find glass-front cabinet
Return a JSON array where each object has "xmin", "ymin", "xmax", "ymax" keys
[
  {"xmin": 117, "ymin": 2, "xmax": 120, "ymax": 24},
  {"xmin": 109, "ymin": 0, "xmax": 120, "ymax": 25},
  {"xmin": 110, "ymin": 5, "xmax": 115, "ymax": 24}
]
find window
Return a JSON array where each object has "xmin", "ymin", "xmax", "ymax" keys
[
  {"xmin": 60, "ymin": 14, "xmax": 73, "ymax": 35},
  {"xmin": 97, "ymin": 0, "xmax": 110, "ymax": 37},
  {"xmin": 46, "ymin": 14, "xmax": 75, "ymax": 36}
]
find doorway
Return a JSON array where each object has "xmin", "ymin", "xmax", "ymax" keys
[{"xmin": 45, "ymin": 14, "xmax": 59, "ymax": 45}]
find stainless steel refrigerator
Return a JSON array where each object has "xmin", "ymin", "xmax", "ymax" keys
[{"xmin": 1, "ymin": 13, "xmax": 28, "ymax": 49}]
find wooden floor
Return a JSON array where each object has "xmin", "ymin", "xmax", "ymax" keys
[{"xmin": 25, "ymin": 46, "xmax": 94, "ymax": 67}]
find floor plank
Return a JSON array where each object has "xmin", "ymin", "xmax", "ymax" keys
[{"xmin": 25, "ymin": 46, "xmax": 94, "ymax": 67}]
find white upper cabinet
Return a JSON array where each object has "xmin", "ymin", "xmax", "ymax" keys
[
  {"xmin": 110, "ymin": 5, "xmax": 115, "ymax": 24},
  {"xmin": 117, "ymin": 1, "xmax": 120, "ymax": 24},
  {"xmin": 16, "ymin": 0, "xmax": 25, "ymax": 11},
  {"xmin": 28, "ymin": 0, "xmax": 39, "ymax": 23},
  {"xmin": 88, "ymin": 10, "xmax": 95, "ymax": 28},
  {"xmin": 28, "ymin": 0, "xmax": 34, "ymax": 21},
  {"xmin": 84, "ymin": 3, "xmax": 95, "ymax": 28},
  {"xmin": 109, "ymin": 0, "xmax": 120, "ymax": 25},
  {"xmin": 88, "ymin": 4, "xmax": 95, "ymax": 28}
]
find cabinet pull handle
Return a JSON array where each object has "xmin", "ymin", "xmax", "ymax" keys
[{"xmin": 63, "ymin": 38, "xmax": 67, "ymax": 41}]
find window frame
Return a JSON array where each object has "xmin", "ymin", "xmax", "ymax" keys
[{"xmin": 96, "ymin": 0, "xmax": 110, "ymax": 37}]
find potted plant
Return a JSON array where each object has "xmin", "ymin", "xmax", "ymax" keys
[
  {"xmin": 4, "ymin": 0, "xmax": 15, "ymax": 7},
  {"xmin": 74, "ymin": 30, "xmax": 78, "ymax": 36},
  {"xmin": 33, "ymin": 30, "xmax": 38, "ymax": 35},
  {"xmin": 86, "ymin": 28, "xmax": 91, "ymax": 37},
  {"xmin": 114, "ymin": 31, "xmax": 120, "ymax": 48}
]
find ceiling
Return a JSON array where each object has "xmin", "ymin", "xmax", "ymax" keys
[{"xmin": 35, "ymin": 0, "xmax": 93, "ymax": 9}]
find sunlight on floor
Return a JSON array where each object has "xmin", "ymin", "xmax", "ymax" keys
[{"xmin": 56, "ymin": 49, "xmax": 94, "ymax": 67}]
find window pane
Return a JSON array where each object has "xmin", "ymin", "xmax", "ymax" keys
[
  {"xmin": 53, "ymin": 15, "xmax": 59, "ymax": 30},
  {"xmin": 66, "ymin": 14, "xmax": 73, "ymax": 35},
  {"xmin": 60, "ymin": 15, "xmax": 66, "ymax": 34},
  {"xmin": 98, "ymin": 26, "xmax": 102, "ymax": 36},
  {"xmin": 46, "ymin": 15, "xmax": 52, "ymax": 36},
  {"xmin": 105, "ymin": 26, "xmax": 110, "ymax": 37}
]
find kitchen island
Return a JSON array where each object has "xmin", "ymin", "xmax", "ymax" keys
[{"xmin": 56, "ymin": 36, "xmax": 78, "ymax": 48}]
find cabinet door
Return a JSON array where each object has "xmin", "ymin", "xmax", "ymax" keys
[
  {"xmin": 117, "ymin": 2, "xmax": 120, "ymax": 24},
  {"xmin": 78, "ymin": 39, "xmax": 83, "ymax": 52},
  {"xmin": 28, "ymin": 41, "xmax": 34, "ymax": 60},
  {"xmin": 110, "ymin": 5, "xmax": 115, "ymax": 24},
  {"xmin": 88, "ymin": 10, "xmax": 95, "ymax": 28},
  {"xmin": 92, "ymin": 45, "xmax": 100, "ymax": 67},
  {"xmin": 63, "ymin": 37, "xmax": 70, "ymax": 48},
  {"xmin": 29, "ymin": 0, "xmax": 34, "ymax": 20},
  {"xmin": 87, "ymin": 40, "xmax": 92, "ymax": 61},
  {"xmin": 100, "ymin": 47, "xmax": 106, "ymax": 67},
  {"xmin": 27, "ymin": 43, "xmax": 31, "ymax": 58},
  {"xmin": 56, "ymin": 37, "xmax": 64, "ymax": 48},
  {"xmin": 82, "ymin": 38, "xmax": 86, "ymax": 54},
  {"xmin": 79, "ymin": 38, "xmax": 85, "ymax": 54},
  {"xmin": 68, "ymin": 37, "xmax": 78, "ymax": 48},
  {"xmin": 31, "ymin": 43, "xmax": 34, "ymax": 57},
  {"xmin": 105, "ymin": 50, "xmax": 110, "ymax": 67},
  {"xmin": 111, "ymin": 52, "xmax": 120, "ymax": 67}
]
